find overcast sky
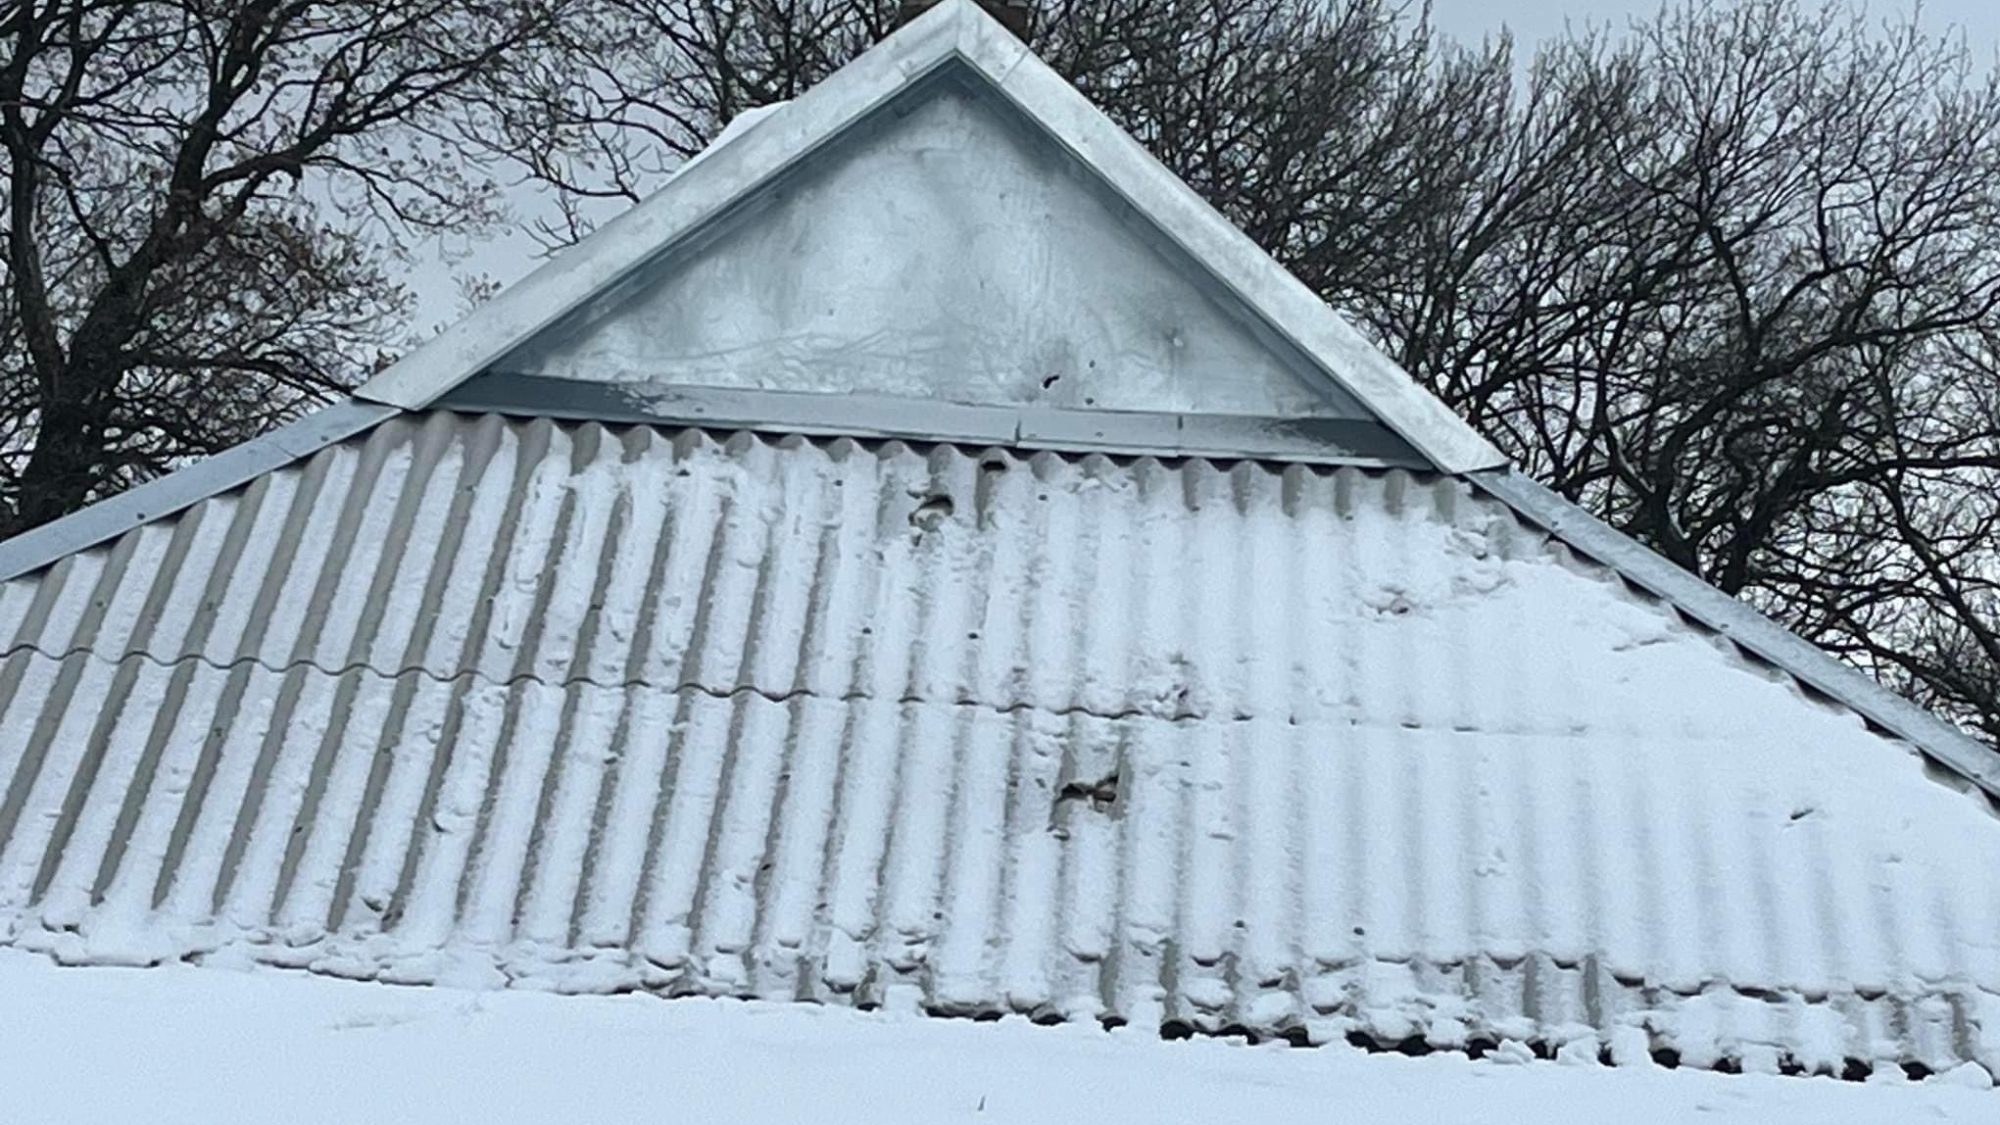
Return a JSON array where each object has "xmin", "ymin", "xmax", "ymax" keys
[{"xmin": 1426, "ymin": 0, "xmax": 2000, "ymax": 56}]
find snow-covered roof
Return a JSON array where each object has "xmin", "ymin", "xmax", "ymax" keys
[
  {"xmin": 2, "ymin": 0, "xmax": 1999, "ymax": 1099},
  {"xmin": 8, "ymin": 950, "xmax": 1996, "ymax": 1124},
  {"xmin": 4, "ymin": 411, "xmax": 2000, "ymax": 1083}
]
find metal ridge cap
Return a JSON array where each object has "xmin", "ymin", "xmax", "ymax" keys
[
  {"xmin": 0, "ymin": 400, "xmax": 399, "ymax": 584},
  {"xmin": 1472, "ymin": 466, "xmax": 2000, "ymax": 801}
]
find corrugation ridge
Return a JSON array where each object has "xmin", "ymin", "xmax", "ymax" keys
[
  {"xmin": 676, "ymin": 431, "xmax": 769, "ymax": 694},
  {"xmin": 32, "ymin": 658, "xmax": 178, "ymax": 920},
  {"xmin": 738, "ymin": 692, "xmax": 816, "ymax": 1000},
  {"xmin": 341, "ymin": 672, "xmax": 455, "ymax": 937},
  {"xmin": 211, "ymin": 664, "xmax": 339, "ymax": 923},
  {"xmin": 89, "ymin": 661, "xmax": 233, "ymax": 937},
  {"xmin": 0, "ymin": 415, "xmax": 1823, "ymax": 743},
  {"xmin": 265, "ymin": 440, "xmax": 371, "ymax": 671},
  {"xmin": 0, "ymin": 552, "xmax": 88, "ymax": 663},
  {"xmin": 153, "ymin": 662, "xmax": 283, "ymax": 919},
  {"xmin": 676, "ymin": 442, "xmax": 798, "ymax": 984},
  {"xmin": 443, "ymin": 420, "xmax": 573, "ymax": 931},
  {"xmin": 505, "ymin": 428, "xmax": 628, "ymax": 942},
  {"xmin": 931, "ymin": 705, "xmax": 1010, "ymax": 1011},
  {"xmin": 689, "ymin": 690, "xmax": 793, "ymax": 988},
  {"xmin": 379, "ymin": 417, "xmax": 534, "ymax": 942},
  {"xmin": 0, "ymin": 568, "xmax": 41, "ymax": 653},
  {"xmin": 577, "ymin": 683, "xmax": 679, "ymax": 951},
  {"xmin": 270, "ymin": 425, "xmax": 442, "ymax": 924},
  {"xmin": 273, "ymin": 661, "xmax": 405, "ymax": 932},
  {"xmin": 4, "ymin": 643, "xmax": 2000, "ymax": 1072},
  {"xmin": 33, "ymin": 520, "xmax": 145, "ymax": 659},
  {"xmin": 0, "ymin": 654, "xmax": 119, "ymax": 904},
  {"xmin": 28, "ymin": 521, "xmax": 203, "ymax": 910},
  {"xmin": 95, "ymin": 479, "xmax": 282, "ymax": 917},
  {"xmin": 6, "ymin": 412, "xmax": 2000, "ymax": 1075},
  {"xmin": 0, "ymin": 413, "xmax": 1972, "ymax": 765},
  {"xmin": 570, "ymin": 428, "xmax": 692, "ymax": 951},
  {"xmin": 324, "ymin": 419, "xmax": 481, "ymax": 934},
  {"xmin": 192, "ymin": 470, "xmax": 299, "ymax": 667}
]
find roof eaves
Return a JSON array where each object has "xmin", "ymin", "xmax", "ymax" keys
[
  {"xmin": 0, "ymin": 399, "xmax": 399, "ymax": 584},
  {"xmin": 1473, "ymin": 466, "xmax": 2000, "ymax": 800}
]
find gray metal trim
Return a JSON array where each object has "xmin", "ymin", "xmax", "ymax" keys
[
  {"xmin": 350, "ymin": 0, "xmax": 1505, "ymax": 475},
  {"xmin": 0, "ymin": 400, "xmax": 400, "ymax": 584},
  {"xmin": 1473, "ymin": 467, "xmax": 2000, "ymax": 798},
  {"xmin": 440, "ymin": 372, "xmax": 1429, "ymax": 466}
]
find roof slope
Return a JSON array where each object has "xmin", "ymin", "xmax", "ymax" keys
[
  {"xmin": 4, "ymin": 0, "xmax": 2000, "ymax": 1094},
  {"xmin": 4, "ymin": 412, "xmax": 1999, "ymax": 1078},
  {"xmin": 0, "ymin": 0, "xmax": 1987, "ymax": 806}
]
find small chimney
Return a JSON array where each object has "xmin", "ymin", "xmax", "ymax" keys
[{"xmin": 897, "ymin": 0, "xmax": 1034, "ymax": 41}]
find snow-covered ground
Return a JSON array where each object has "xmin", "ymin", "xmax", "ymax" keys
[{"xmin": 1, "ymin": 952, "xmax": 1991, "ymax": 1124}]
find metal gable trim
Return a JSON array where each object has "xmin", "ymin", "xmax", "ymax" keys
[
  {"xmin": 0, "ymin": 400, "xmax": 400, "ymax": 584},
  {"xmin": 348, "ymin": 0, "xmax": 1505, "ymax": 475},
  {"xmin": 1472, "ymin": 467, "xmax": 2000, "ymax": 800},
  {"xmin": 435, "ymin": 372, "xmax": 1431, "ymax": 466}
]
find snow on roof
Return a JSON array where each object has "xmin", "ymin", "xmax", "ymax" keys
[
  {"xmin": 4, "ymin": 0, "xmax": 2000, "ymax": 1104},
  {"xmin": 7, "ymin": 951, "xmax": 1996, "ymax": 1124},
  {"xmin": 3, "ymin": 412, "xmax": 1999, "ymax": 1084}
]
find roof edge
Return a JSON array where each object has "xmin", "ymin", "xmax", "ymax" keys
[
  {"xmin": 1472, "ymin": 467, "xmax": 2000, "ymax": 800},
  {"xmin": 0, "ymin": 400, "xmax": 399, "ymax": 584}
]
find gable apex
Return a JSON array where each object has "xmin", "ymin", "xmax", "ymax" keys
[{"xmin": 350, "ymin": 0, "xmax": 1506, "ymax": 474}]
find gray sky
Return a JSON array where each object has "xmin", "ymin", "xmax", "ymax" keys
[{"xmin": 1426, "ymin": 0, "xmax": 2000, "ymax": 56}]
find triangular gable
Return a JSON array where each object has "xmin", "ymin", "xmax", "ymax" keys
[
  {"xmin": 351, "ymin": 0, "xmax": 1504, "ymax": 474},
  {"xmin": 497, "ymin": 71, "xmax": 1370, "ymax": 422}
]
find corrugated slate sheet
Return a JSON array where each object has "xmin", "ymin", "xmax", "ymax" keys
[{"xmin": 3, "ymin": 411, "xmax": 1999, "ymax": 1076}]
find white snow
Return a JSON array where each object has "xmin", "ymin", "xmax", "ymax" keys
[
  {"xmin": 1, "ymin": 951, "xmax": 1991, "ymax": 1124},
  {"xmin": 8, "ymin": 430, "xmax": 2000, "ymax": 1073}
]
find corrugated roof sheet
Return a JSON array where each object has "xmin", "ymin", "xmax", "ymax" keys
[{"xmin": 4, "ymin": 411, "xmax": 1999, "ymax": 1077}]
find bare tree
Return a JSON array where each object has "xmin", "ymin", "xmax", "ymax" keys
[
  {"xmin": 484, "ymin": 0, "xmax": 1515, "ymax": 251},
  {"xmin": 0, "ymin": 0, "xmax": 571, "ymax": 533},
  {"xmin": 1400, "ymin": 1, "xmax": 2000, "ymax": 740}
]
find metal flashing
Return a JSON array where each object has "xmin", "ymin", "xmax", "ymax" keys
[
  {"xmin": 349, "ymin": 0, "xmax": 1505, "ymax": 474},
  {"xmin": 0, "ymin": 400, "xmax": 399, "ymax": 584},
  {"xmin": 1473, "ymin": 467, "xmax": 2000, "ymax": 798},
  {"xmin": 438, "ymin": 373, "xmax": 1429, "ymax": 466}
]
